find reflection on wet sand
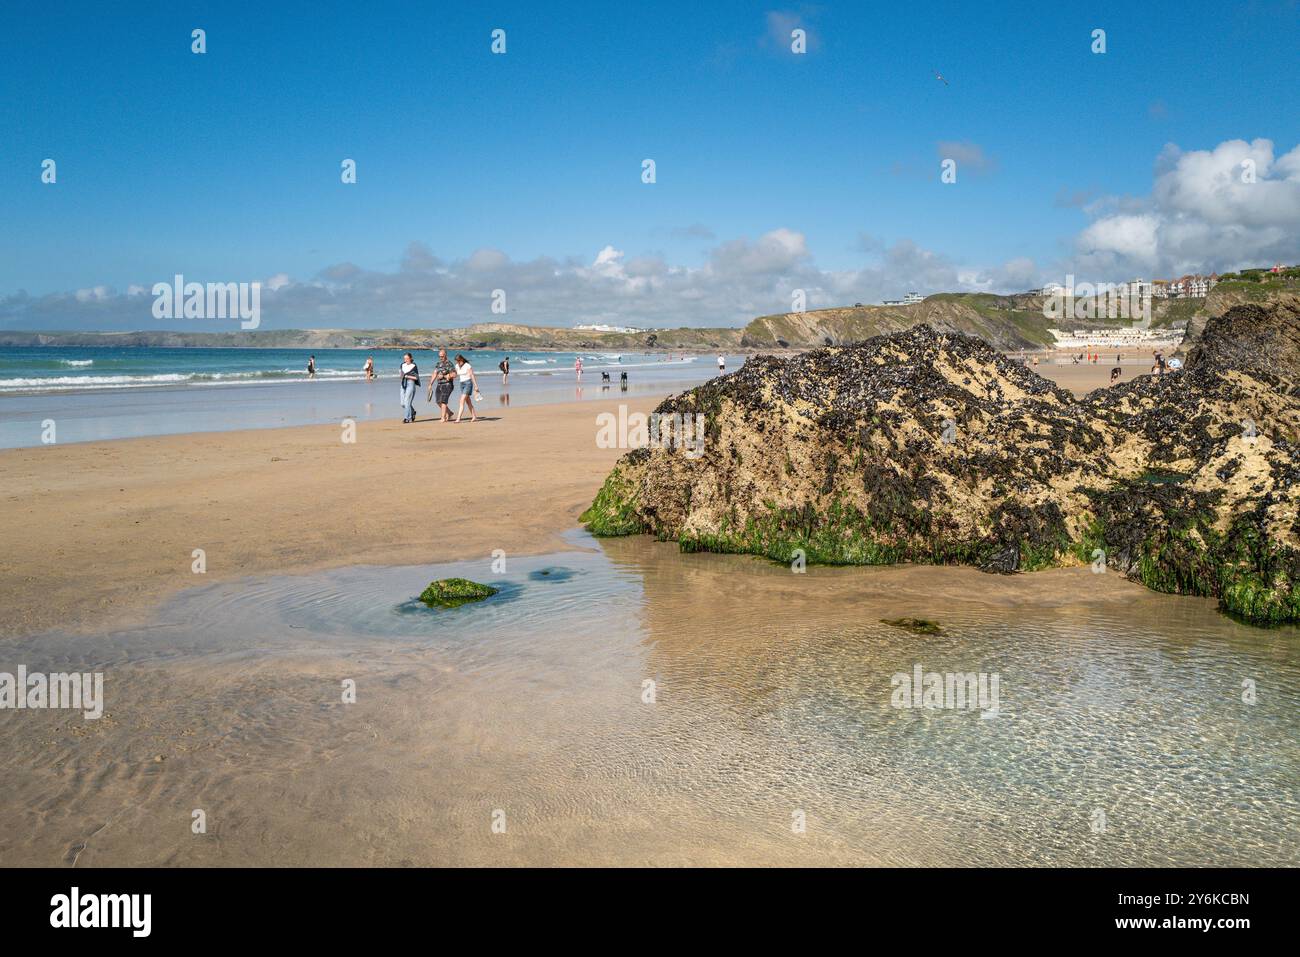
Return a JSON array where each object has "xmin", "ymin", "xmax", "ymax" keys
[{"xmin": 0, "ymin": 533, "xmax": 1295, "ymax": 867}]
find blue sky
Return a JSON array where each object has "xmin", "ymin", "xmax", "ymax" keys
[{"xmin": 2, "ymin": 0, "xmax": 1297, "ymax": 329}]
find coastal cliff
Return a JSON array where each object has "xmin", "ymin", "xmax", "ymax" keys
[{"xmin": 583, "ymin": 300, "xmax": 1300, "ymax": 625}]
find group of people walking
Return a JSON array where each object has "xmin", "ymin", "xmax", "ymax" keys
[{"xmin": 398, "ymin": 349, "xmax": 481, "ymax": 424}]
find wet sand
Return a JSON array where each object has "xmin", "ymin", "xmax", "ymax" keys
[
  {"xmin": 2, "ymin": 537, "xmax": 1294, "ymax": 867},
  {"xmin": 0, "ymin": 397, "xmax": 655, "ymax": 640}
]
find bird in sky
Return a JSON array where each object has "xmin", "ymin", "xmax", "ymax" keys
[{"xmin": 934, "ymin": 71, "xmax": 949, "ymax": 86}]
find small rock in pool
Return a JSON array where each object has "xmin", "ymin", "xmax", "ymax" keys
[
  {"xmin": 881, "ymin": 617, "xmax": 944, "ymax": 635},
  {"xmin": 419, "ymin": 578, "xmax": 499, "ymax": 608}
]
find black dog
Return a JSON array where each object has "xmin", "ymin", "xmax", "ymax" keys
[
  {"xmin": 601, "ymin": 371, "xmax": 611, "ymax": 382},
  {"xmin": 619, "ymin": 371, "xmax": 628, "ymax": 383}
]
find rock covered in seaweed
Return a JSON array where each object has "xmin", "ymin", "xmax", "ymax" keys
[
  {"xmin": 581, "ymin": 300, "xmax": 1300, "ymax": 625},
  {"xmin": 418, "ymin": 578, "xmax": 498, "ymax": 608}
]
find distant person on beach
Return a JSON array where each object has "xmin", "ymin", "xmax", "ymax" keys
[
  {"xmin": 363, "ymin": 356, "xmax": 375, "ymax": 380},
  {"xmin": 717, "ymin": 353, "xmax": 726, "ymax": 372},
  {"xmin": 399, "ymin": 353, "xmax": 420, "ymax": 423},
  {"xmin": 1110, "ymin": 366, "xmax": 1122, "ymax": 384},
  {"xmin": 428, "ymin": 349, "xmax": 455, "ymax": 421},
  {"xmin": 454, "ymin": 354, "xmax": 479, "ymax": 423},
  {"xmin": 575, "ymin": 356, "xmax": 583, "ymax": 378},
  {"xmin": 307, "ymin": 356, "xmax": 316, "ymax": 379},
  {"xmin": 1151, "ymin": 351, "xmax": 1167, "ymax": 376},
  {"xmin": 499, "ymin": 356, "xmax": 510, "ymax": 385}
]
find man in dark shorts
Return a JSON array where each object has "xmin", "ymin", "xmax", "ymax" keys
[{"xmin": 428, "ymin": 348, "xmax": 456, "ymax": 421}]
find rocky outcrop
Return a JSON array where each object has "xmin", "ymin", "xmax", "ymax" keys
[{"xmin": 583, "ymin": 300, "xmax": 1300, "ymax": 625}]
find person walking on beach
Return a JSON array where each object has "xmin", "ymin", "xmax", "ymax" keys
[
  {"xmin": 575, "ymin": 356, "xmax": 583, "ymax": 379},
  {"xmin": 428, "ymin": 348, "xmax": 456, "ymax": 421},
  {"xmin": 399, "ymin": 352, "xmax": 420, "ymax": 423},
  {"xmin": 1110, "ymin": 366, "xmax": 1122, "ymax": 384},
  {"xmin": 454, "ymin": 354, "xmax": 479, "ymax": 423},
  {"xmin": 363, "ymin": 356, "xmax": 375, "ymax": 381},
  {"xmin": 307, "ymin": 355, "xmax": 316, "ymax": 379},
  {"xmin": 717, "ymin": 353, "xmax": 726, "ymax": 372},
  {"xmin": 499, "ymin": 356, "xmax": 510, "ymax": 385}
]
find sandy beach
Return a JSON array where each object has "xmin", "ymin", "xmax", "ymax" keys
[
  {"xmin": 0, "ymin": 397, "xmax": 654, "ymax": 640},
  {"xmin": 1010, "ymin": 353, "xmax": 1178, "ymax": 396}
]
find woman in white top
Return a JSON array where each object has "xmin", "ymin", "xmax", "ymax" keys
[
  {"xmin": 399, "ymin": 353, "xmax": 420, "ymax": 423},
  {"xmin": 453, "ymin": 354, "xmax": 478, "ymax": 423}
]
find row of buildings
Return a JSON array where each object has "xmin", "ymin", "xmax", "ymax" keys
[
  {"xmin": 1038, "ymin": 275, "xmax": 1219, "ymax": 300},
  {"xmin": 1150, "ymin": 275, "xmax": 1218, "ymax": 298}
]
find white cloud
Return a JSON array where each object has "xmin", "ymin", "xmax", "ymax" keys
[
  {"xmin": 1069, "ymin": 138, "xmax": 1300, "ymax": 277},
  {"xmin": 708, "ymin": 227, "xmax": 809, "ymax": 276}
]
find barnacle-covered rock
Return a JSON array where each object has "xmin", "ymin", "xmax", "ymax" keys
[{"xmin": 582, "ymin": 300, "xmax": 1300, "ymax": 626}]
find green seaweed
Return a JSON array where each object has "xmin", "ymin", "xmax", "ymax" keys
[
  {"xmin": 579, "ymin": 467, "xmax": 645, "ymax": 536},
  {"xmin": 418, "ymin": 578, "xmax": 499, "ymax": 608},
  {"xmin": 881, "ymin": 617, "xmax": 944, "ymax": 635},
  {"xmin": 1083, "ymin": 483, "xmax": 1299, "ymax": 625}
]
